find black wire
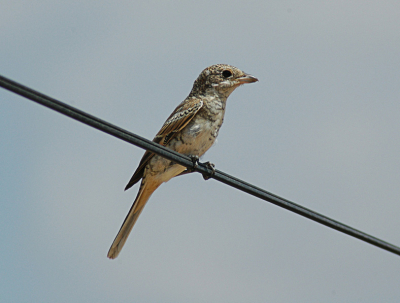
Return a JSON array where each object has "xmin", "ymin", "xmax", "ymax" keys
[{"xmin": 1, "ymin": 74, "xmax": 400, "ymax": 256}]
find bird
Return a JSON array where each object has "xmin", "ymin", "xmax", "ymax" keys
[{"xmin": 107, "ymin": 64, "xmax": 258, "ymax": 259}]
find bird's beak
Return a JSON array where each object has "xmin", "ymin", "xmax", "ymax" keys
[{"xmin": 237, "ymin": 74, "xmax": 258, "ymax": 84}]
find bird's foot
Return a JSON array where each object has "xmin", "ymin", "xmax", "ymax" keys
[
  {"xmin": 202, "ymin": 161, "xmax": 215, "ymax": 180},
  {"xmin": 189, "ymin": 155, "xmax": 200, "ymax": 171},
  {"xmin": 186, "ymin": 156, "xmax": 215, "ymax": 180}
]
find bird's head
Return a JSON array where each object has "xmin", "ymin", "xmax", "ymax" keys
[{"xmin": 189, "ymin": 64, "xmax": 258, "ymax": 98}]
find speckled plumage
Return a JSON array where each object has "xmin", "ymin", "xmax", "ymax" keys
[{"xmin": 107, "ymin": 64, "xmax": 258, "ymax": 259}]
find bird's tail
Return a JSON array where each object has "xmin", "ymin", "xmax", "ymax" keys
[{"xmin": 107, "ymin": 180, "xmax": 159, "ymax": 259}]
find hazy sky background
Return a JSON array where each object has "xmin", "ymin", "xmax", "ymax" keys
[{"xmin": 1, "ymin": 1, "xmax": 400, "ymax": 302}]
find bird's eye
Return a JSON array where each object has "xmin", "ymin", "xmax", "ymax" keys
[{"xmin": 222, "ymin": 70, "xmax": 232, "ymax": 78}]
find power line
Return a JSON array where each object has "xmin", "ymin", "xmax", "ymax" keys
[{"xmin": 1, "ymin": 74, "xmax": 399, "ymax": 257}]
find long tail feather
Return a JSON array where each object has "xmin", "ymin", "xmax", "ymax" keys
[{"xmin": 107, "ymin": 180, "xmax": 159, "ymax": 259}]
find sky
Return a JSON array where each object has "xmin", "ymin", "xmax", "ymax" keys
[{"xmin": 1, "ymin": 1, "xmax": 400, "ymax": 302}]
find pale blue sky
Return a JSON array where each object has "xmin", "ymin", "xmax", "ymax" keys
[{"xmin": 1, "ymin": 1, "xmax": 400, "ymax": 302}]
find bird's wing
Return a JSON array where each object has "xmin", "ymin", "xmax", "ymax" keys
[
  {"xmin": 155, "ymin": 97, "xmax": 203, "ymax": 140},
  {"xmin": 125, "ymin": 97, "xmax": 203, "ymax": 190}
]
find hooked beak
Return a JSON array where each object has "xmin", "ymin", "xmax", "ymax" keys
[{"xmin": 237, "ymin": 74, "xmax": 258, "ymax": 84}]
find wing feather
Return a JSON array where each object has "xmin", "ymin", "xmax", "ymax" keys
[{"xmin": 125, "ymin": 98, "xmax": 203, "ymax": 190}]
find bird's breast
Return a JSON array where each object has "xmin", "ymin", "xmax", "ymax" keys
[
  {"xmin": 147, "ymin": 110, "xmax": 224, "ymax": 183},
  {"xmin": 169, "ymin": 105, "xmax": 225, "ymax": 157},
  {"xmin": 147, "ymin": 97, "xmax": 227, "ymax": 183}
]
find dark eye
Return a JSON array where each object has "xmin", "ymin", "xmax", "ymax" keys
[{"xmin": 222, "ymin": 70, "xmax": 232, "ymax": 78}]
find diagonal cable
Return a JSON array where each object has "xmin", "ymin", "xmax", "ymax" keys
[{"xmin": 1, "ymin": 74, "xmax": 399, "ymax": 256}]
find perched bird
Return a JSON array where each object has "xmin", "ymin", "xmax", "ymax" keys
[{"xmin": 107, "ymin": 64, "xmax": 258, "ymax": 259}]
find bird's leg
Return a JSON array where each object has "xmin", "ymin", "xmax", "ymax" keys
[
  {"xmin": 202, "ymin": 161, "xmax": 215, "ymax": 180},
  {"xmin": 176, "ymin": 156, "xmax": 215, "ymax": 180},
  {"xmin": 173, "ymin": 155, "xmax": 199, "ymax": 178},
  {"xmin": 189, "ymin": 155, "xmax": 200, "ymax": 171}
]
